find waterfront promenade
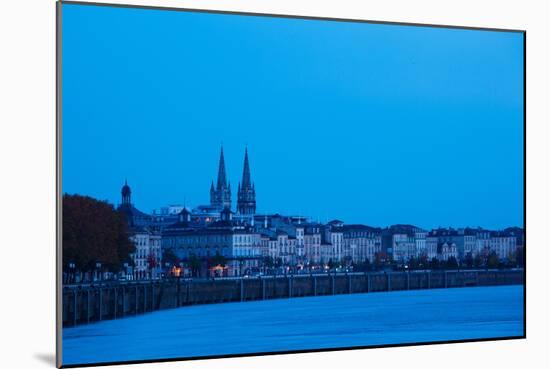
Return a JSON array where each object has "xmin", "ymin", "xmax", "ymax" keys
[{"xmin": 62, "ymin": 269, "xmax": 524, "ymax": 327}]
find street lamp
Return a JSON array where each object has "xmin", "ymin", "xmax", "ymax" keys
[
  {"xmin": 239, "ymin": 258, "xmax": 245, "ymax": 277},
  {"xmin": 95, "ymin": 262, "xmax": 102, "ymax": 282},
  {"xmin": 172, "ymin": 265, "xmax": 182, "ymax": 278},
  {"xmin": 68, "ymin": 262, "xmax": 75, "ymax": 283}
]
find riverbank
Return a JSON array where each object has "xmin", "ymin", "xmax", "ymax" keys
[
  {"xmin": 62, "ymin": 269, "xmax": 524, "ymax": 327},
  {"xmin": 62, "ymin": 285, "xmax": 524, "ymax": 366}
]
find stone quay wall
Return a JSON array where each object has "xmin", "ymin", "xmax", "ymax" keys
[{"xmin": 62, "ymin": 269, "xmax": 524, "ymax": 327}]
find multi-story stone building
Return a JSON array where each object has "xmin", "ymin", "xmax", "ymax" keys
[
  {"xmin": 431, "ymin": 228, "xmax": 477, "ymax": 259},
  {"xmin": 425, "ymin": 235, "xmax": 439, "ymax": 259},
  {"xmin": 488, "ymin": 231, "xmax": 517, "ymax": 259},
  {"xmin": 382, "ymin": 225, "xmax": 425, "ymax": 262},
  {"xmin": 162, "ymin": 207, "xmax": 262, "ymax": 277},
  {"xmin": 117, "ymin": 181, "xmax": 163, "ymax": 280},
  {"xmin": 414, "ymin": 230, "xmax": 427, "ymax": 258},
  {"xmin": 392, "ymin": 233, "xmax": 416, "ymax": 262},
  {"xmin": 304, "ymin": 225, "xmax": 322, "ymax": 265},
  {"xmin": 474, "ymin": 229, "xmax": 491, "ymax": 256},
  {"xmin": 430, "ymin": 227, "xmax": 518, "ymax": 261},
  {"xmin": 267, "ymin": 236, "xmax": 278, "ymax": 261},
  {"xmin": 272, "ymin": 230, "xmax": 296, "ymax": 266},
  {"xmin": 437, "ymin": 241, "xmax": 458, "ymax": 261},
  {"xmin": 130, "ymin": 230, "xmax": 162, "ymax": 279},
  {"xmin": 342, "ymin": 224, "xmax": 382, "ymax": 263},
  {"xmin": 325, "ymin": 220, "xmax": 345, "ymax": 262},
  {"xmin": 295, "ymin": 226, "xmax": 305, "ymax": 264}
]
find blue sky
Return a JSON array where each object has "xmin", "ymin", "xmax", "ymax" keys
[{"xmin": 62, "ymin": 4, "xmax": 524, "ymax": 229}]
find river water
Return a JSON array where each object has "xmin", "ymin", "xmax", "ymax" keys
[{"xmin": 62, "ymin": 285, "xmax": 524, "ymax": 365}]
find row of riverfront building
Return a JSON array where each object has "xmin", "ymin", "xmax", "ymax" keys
[{"xmin": 117, "ymin": 146, "xmax": 524, "ymax": 278}]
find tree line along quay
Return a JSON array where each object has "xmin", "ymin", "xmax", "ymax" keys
[{"xmin": 62, "ymin": 146, "xmax": 525, "ymax": 284}]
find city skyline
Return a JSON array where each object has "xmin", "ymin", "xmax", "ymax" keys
[
  {"xmin": 64, "ymin": 143, "xmax": 523, "ymax": 232},
  {"xmin": 63, "ymin": 141, "xmax": 525, "ymax": 230},
  {"xmin": 62, "ymin": 4, "xmax": 524, "ymax": 230}
]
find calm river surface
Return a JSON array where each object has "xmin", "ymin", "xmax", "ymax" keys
[{"xmin": 63, "ymin": 285, "xmax": 524, "ymax": 365}]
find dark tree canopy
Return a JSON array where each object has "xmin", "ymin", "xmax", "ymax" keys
[
  {"xmin": 162, "ymin": 248, "xmax": 180, "ymax": 267},
  {"xmin": 187, "ymin": 254, "xmax": 202, "ymax": 277},
  {"xmin": 464, "ymin": 252, "xmax": 474, "ymax": 268},
  {"xmin": 63, "ymin": 194, "xmax": 135, "ymax": 272},
  {"xmin": 474, "ymin": 254, "xmax": 484, "ymax": 268},
  {"xmin": 262, "ymin": 256, "xmax": 275, "ymax": 268},
  {"xmin": 487, "ymin": 251, "xmax": 500, "ymax": 269},
  {"xmin": 429, "ymin": 257, "xmax": 440, "ymax": 269},
  {"xmin": 446, "ymin": 256, "xmax": 459, "ymax": 269}
]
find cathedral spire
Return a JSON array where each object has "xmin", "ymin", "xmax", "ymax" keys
[
  {"xmin": 210, "ymin": 145, "xmax": 232, "ymax": 210},
  {"xmin": 237, "ymin": 147, "xmax": 256, "ymax": 215},
  {"xmin": 216, "ymin": 145, "xmax": 228, "ymax": 190},
  {"xmin": 241, "ymin": 147, "xmax": 252, "ymax": 189}
]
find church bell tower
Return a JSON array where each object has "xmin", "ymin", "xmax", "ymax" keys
[
  {"xmin": 210, "ymin": 146, "xmax": 232, "ymax": 210},
  {"xmin": 237, "ymin": 147, "xmax": 256, "ymax": 215}
]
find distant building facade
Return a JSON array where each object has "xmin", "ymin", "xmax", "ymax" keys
[
  {"xmin": 130, "ymin": 230, "xmax": 162, "ymax": 279},
  {"xmin": 117, "ymin": 181, "xmax": 162, "ymax": 280},
  {"xmin": 162, "ymin": 207, "xmax": 262, "ymax": 277},
  {"xmin": 342, "ymin": 225, "xmax": 382, "ymax": 263},
  {"xmin": 114, "ymin": 147, "xmax": 523, "ymax": 277}
]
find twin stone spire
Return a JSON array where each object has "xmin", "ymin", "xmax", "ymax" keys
[{"xmin": 210, "ymin": 146, "xmax": 256, "ymax": 215}]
